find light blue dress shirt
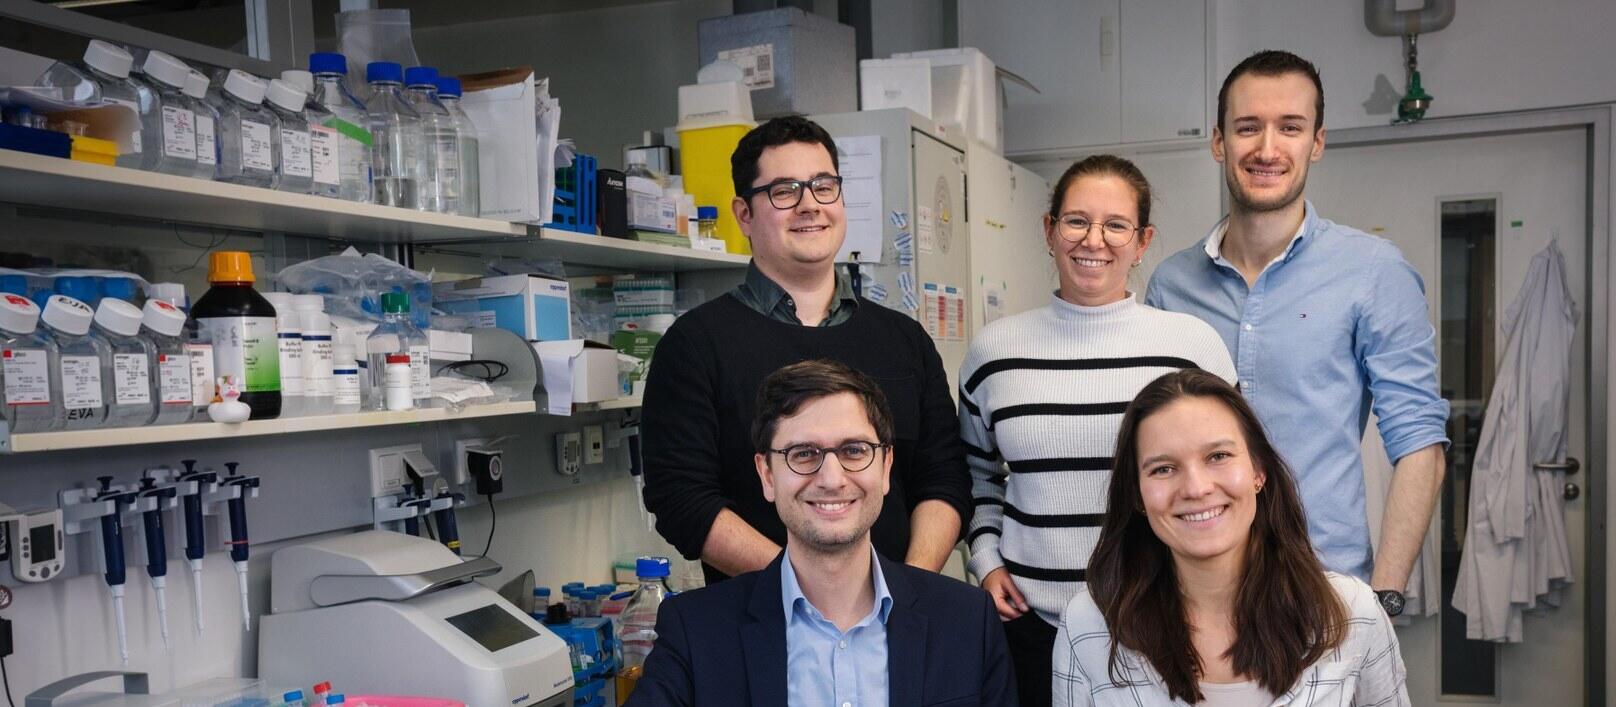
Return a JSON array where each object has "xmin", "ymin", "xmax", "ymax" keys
[
  {"xmin": 781, "ymin": 546, "xmax": 893, "ymax": 707},
  {"xmin": 1146, "ymin": 201, "xmax": 1450, "ymax": 579}
]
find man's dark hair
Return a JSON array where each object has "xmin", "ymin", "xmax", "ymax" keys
[
  {"xmin": 730, "ymin": 116, "xmax": 841, "ymax": 196},
  {"xmin": 751, "ymin": 359, "xmax": 893, "ymax": 454},
  {"xmin": 1216, "ymin": 50, "xmax": 1325, "ymax": 133}
]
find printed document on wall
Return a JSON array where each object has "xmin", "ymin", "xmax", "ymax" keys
[{"xmin": 835, "ymin": 135, "xmax": 884, "ymax": 264}]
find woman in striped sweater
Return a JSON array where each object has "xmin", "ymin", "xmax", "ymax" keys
[{"xmin": 959, "ymin": 154, "xmax": 1236, "ymax": 706}]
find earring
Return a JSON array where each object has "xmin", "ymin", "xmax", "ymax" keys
[
  {"xmin": 1048, "ymin": 248, "xmax": 1055, "ymax": 257},
  {"xmin": 1132, "ymin": 260, "xmax": 1141, "ymax": 268},
  {"xmin": 1255, "ymin": 482, "xmax": 1264, "ymax": 492}
]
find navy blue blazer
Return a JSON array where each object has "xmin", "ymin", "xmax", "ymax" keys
[{"xmin": 623, "ymin": 551, "xmax": 1017, "ymax": 706}]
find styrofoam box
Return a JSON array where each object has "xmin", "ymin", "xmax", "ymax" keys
[
  {"xmin": 859, "ymin": 58, "xmax": 933, "ymax": 118},
  {"xmin": 698, "ymin": 7, "xmax": 857, "ymax": 118},
  {"xmin": 892, "ymin": 47, "xmax": 1002, "ymax": 153}
]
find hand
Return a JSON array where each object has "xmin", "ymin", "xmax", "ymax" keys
[{"xmin": 981, "ymin": 567, "xmax": 1029, "ymax": 620}]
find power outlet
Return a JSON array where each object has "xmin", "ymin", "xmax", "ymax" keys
[
  {"xmin": 555, "ymin": 432, "xmax": 583, "ymax": 476},
  {"xmin": 453, "ymin": 438, "xmax": 489, "ymax": 486},
  {"xmin": 370, "ymin": 444, "xmax": 425, "ymax": 497},
  {"xmin": 583, "ymin": 425, "xmax": 605, "ymax": 465}
]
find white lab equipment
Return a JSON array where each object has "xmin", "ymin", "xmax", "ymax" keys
[{"xmin": 259, "ymin": 530, "xmax": 574, "ymax": 706}]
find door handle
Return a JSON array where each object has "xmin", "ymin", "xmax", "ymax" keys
[
  {"xmin": 1534, "ymin": 457, "xmax": 1580, "ymax": 476},
  {"xmin": 1565, "ymin": 482, "xmax": 1581, "ymax": 501}
]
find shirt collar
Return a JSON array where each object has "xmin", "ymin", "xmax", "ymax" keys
[
  {"xmin": 741, "ymin": 261, "xmax": 860, "ymax": 320},
  {"xmin": 781, "ymin": 545, "xmax": 894, "ymax": 628},
  {"xmin": 1203, "ymin": 199, "xmax": 1318, "ymax": 269}
]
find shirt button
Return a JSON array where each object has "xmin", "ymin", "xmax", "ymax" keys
[
  {"xmin": 842, "ymin": 703, "xmax": 852, "ymax": 707},
  {"xmin": 1240, "ymin": 380, "xmax": 1249, "ymax": 389},
  {"xmin": 1243, "ymin": 323, "xmax": 1253, "ymax": 331},
  {"xmin": 838, "ymin": 640, "xmax": 847, "ymax": 649}
]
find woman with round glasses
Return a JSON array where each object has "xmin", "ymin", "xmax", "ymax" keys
[{"xmin": 958, "ymin": 154, "xmax": 1235, "ymax": 705}]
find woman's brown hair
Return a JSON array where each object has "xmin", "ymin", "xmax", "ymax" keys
[
  {"xmin": 1047, "ymin": 154, "xmax": 1153, "ymax": 225},
  {"xmin": 1087, "ymin": 369, "xmax": 1347, "ymax": 701}
]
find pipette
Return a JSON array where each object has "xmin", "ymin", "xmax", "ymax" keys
[
  {"xmin": 431, "ymin": 492, "xmax": 465, "ymax": 556},
  {"xmin": 177, "ymin": 459, "xmax": 216, "ymax": 635},
  {"xmin": 138, "ymin": 474, "xmax": 177, "ymax": 651},
  {"xmin": 221, "ymin": 462, "xmax": 260, "ymax": 632},
  {"xmin": 93, "ymin": 476, "xmax": 134, "ymax": 664}
]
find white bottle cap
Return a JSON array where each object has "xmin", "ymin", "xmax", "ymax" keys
[
  {"xmin": 223, "ymin": 70, "xmax": 267, "ymax": 105},
  {"xmin": 141, "ymin": 299, "xmax": 187, "ymax": 338},
  {"xmin": 83, "ymin": 40, "xmax": 134, "ymax": 79},
  {"xmin": 261, "ymin": 292, "xmax": 293, "ymax": 313},
  {"xmin": 142, "ymin": 50, "xmax": 191, "ymax": 90},
  {"xmin": 183, "ymin": 70, "xmax": 210, "ymax": 100},
  {"xmin": 149, "ymin": 282, "xmax": 188, "ymax": 308},
  {"xmin": 280, "ymin": 69, "xmax": 315, "ymax": 95},
  {"xmin": 266, "ymin": 79, "xmax": 307, "ymax": 114},
  {"xmin": 292, "ymin": 294, "xmax": 325, "ymax": 313},
  {"xmin": 93, "ymin": 298, "xmax": 144, "ymax": 337},
  {"xmin": 0, "ymin": 293, "xmax": 40, "ymax": 335},
  {"xmin": 42, "ymin": 295, "xmax": 94, "ymax": 336}
]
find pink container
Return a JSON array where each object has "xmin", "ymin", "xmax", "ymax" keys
[{"xmin": 345, "ymin": 696, "xmax": 464, "ymax": 707}]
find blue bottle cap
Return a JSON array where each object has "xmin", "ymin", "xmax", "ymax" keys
[
  {"xmin": 578, "ymin": 590, "xmax": 596, "ymax": 600},
  {"xmin": 0, "ymin": 275, "xmax": 26, "ymax": 296},
  {"xmin": 326, "ymin": 694, "xmax": 345, "ymax": 706},
  {"xmin": 309, "ymin": 52, "xmax": 347, "ymax": 75},
  {"xmin": 535, "ymin": 587, "xmax": 551, "ymax": 596},
  {"xmin": 30, "ymin": 290, "xmax": 51, "ymax": 310},
  {"xmin": 697, "ymin": 206, "xmax": 719, "ymax": 219},
  {"xmin": 101, "ymin": 277, "xmax": 140, "ymax": 302},
  {"xmin": 55, "ymin": 277, "xmax": 99, "ymax": 306},
  {"xmin": 403, "ymin": 66, "xmax": 438, "ymax": 88},
  {"xmin": 283, "ymin": 691, "xmax": 304, "ymax": 703},
  {"xmin": 365, "ymin": 62, "xmax": 402, "ymax": 84},
  {"xmin": 563, "ymin": 582, "xmax": 585, "ymax": 591},
  {"xmin": 636, "ymin": 556, "xmax": 671, "ymax": 579},
  {"xmin": 435, "ymin": 77, "xmax": 462, "ymax": 98}
]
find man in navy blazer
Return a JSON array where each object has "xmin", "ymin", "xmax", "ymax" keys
[{"xmin": 625, "ymin": 360, "xmax": 1016, "ymax": 706}]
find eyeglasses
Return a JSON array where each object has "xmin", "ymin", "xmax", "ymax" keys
[
  {"xmin": 741, "ymin": 175, "xmax": 844, "ymax": 210},
  {"xmin": 768, "ymin": 440, "xmax": 886, "ymax": 475},
  {"xmin": 1054, "ymin": 215, "xmax": 1143, "ymax": 247}
]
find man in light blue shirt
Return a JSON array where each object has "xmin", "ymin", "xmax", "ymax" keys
[{"xmin": 1146, "ymin": 50, "xmax": 1449, "ymax": 618}]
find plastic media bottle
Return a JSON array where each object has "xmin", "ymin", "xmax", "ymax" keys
[
  {"xmin": 94, "ymin": 299, "xmax": 155, "ymax": 428},
  {"xmin": 435, "ymin": 77, "xmax": 479, "ymax": 217},
  {"xmin": 186, "ymin": 70, "xmax": 219, "ymax": 180},
  {"xmin": 193, "ymin": 252, "xmax": 280, "ymax": 419},
  {"xmin": 308, "ymin": 53, "xmax": 372, "ymax": 204},
  {"xmin": 404, "ymin": 66, "xmax": 457, "ymax": 214},
  {"xmin": 260, "ymin": 293, "xmax": 304, "ymax": 416},
  {"xmin": 617, "ymin": 557, "xmax": 672, "ymax": 704},
  {"xmin": 383, "ymin": 353, "xmax": 412, "ymax": 411},
  {"xmin": 294, "ymin": 295, "xmax": 334, "ymax": 416},
  {"xmin": 332, "ymin": 342, "xmax": 361, "ymax": 414},
  {"xmin": 136, "ymin": 50, "xmax": 198, "ymax": 176},
  {"xmin": 42, "ymin": 296, "xmax": 107, "ymax": 430},
  {"xmin": 266, "ymin": 79, "xmax": 313, "ymax": 194},
  {"xmin": 141, "ymin": 299, "xmax": 192, "ymax": 425},
  {"xmin": 212, "ymin": 70, "xmax": 278, "ymax": 188},
  {"xmin": 39, "ymin": 41, "xmax": 143, "ymax": 163},
  {"xmin": 365, "ymin": 62, "xmax": 423, "ymax": 209},
  {"xmin": 283, "ymin": 70, "xmax": 341, "ymax": 200},
  {"xmin": 150, "ymin": 283, "xmax": 212, "ymax": 420},
  {"xmin": 365, "ymin": 292, "xmax": 429, "ymax": 410},
  {"xmin": 1, "ymin": 293, "xmax": 60, "ymax": 434}
]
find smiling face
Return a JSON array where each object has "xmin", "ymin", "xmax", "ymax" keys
[
  {"xmin": 1135, "ymin": 396, "xmax": 1266, "ymax": 566},
  {"xmin": 1213, "ymin": 71, "xmax": 1326, "ymax": 214},
  {"xmin": 755, "ymin": 391, "xmax": 892, "ymax": 554},
  {"xmin": 1045, "ymin": 174, "xmax": 1155, "ymax": 307},
  {"xmin": 734, "ymin": 141, "xmax": 847, "ymax": 272}
]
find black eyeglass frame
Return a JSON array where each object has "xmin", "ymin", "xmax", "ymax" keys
[
  {"xmin": 766, "ymin": 441, "xmax": 889, "ymax": 476},
  {"xmin": 740, "ymin": 175, "xmax": 845, "ymax": 210}
]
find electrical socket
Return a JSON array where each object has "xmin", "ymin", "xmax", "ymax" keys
[
  {"xmin": 555, "ymin": 432, "xmax": 583, "ymax": 477},
  {"xmin": 370, "ymin": 444, "xmax": 425, "ymax": 497},
  {"xmin": 583, "ymin": 425, "xmax": 605, "ymax": 465},
  {"xmin": 453, "ymin": 438, "xmax": 489, "ymax": 486}
]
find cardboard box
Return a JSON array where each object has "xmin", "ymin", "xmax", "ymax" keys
[
  {"xmin": 532, "ymin": 339, "xmax": 622, "ymax": 404},
  {"xmin": 428, "ymin": 328, "xmax": 475, "ymax": 362},
  {"xmin": 460, "ymin": 68, "xmax": 557, "ymax": 223},
  {"xmin": 597, "ymin": 169, "xmax": 628, "ymax": 238},
  {"xmin": 435, "ymin": 275, "xmax": 571, "ymax": 342}
]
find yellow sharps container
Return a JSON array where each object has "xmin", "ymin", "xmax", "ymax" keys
[{"xmin": 677, "ymin": 122, "xmax": 754, "ymax": 255}]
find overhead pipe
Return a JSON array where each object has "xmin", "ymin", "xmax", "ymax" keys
[{"xmin": 1364, "ymin": 0, "xmax": 1454, "ymax": 37}]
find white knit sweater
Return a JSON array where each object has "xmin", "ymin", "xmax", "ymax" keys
[{"xmin": 959, "ymin": 294, "xmax": 1237, "ymax": 624}]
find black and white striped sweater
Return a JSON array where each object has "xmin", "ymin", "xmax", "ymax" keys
[{"xmin": 959, "ymin": 294, "xmax": 1236, "ymax": 624}]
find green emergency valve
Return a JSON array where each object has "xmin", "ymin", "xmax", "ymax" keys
[{"xmin": 1397, "ymin": 70, "xmax": 1433, "ymax": 123}]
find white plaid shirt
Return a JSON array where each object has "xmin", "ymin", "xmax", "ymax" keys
[{"xmin": 1053, "ymin": 573, "xmax": 1411, "ymax": 706}]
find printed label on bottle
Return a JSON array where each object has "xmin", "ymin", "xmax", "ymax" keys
[
  {"xmin": 105, "ymin": 97, "xmax": 141, "ymax": 152},
  {"xmin": 310, "ymin": 125, "xmax": 340, "ymax": 186},
  {"xmin": 161, "ymin": 105, "xmax": 198, "ymax": 160},
  {"xmin": 2, "ymin": 349, "xmax": 50, "ymax": 405},
  {"xmin": 201, "ymin": 316, "xmax": 279, "ymax": 393},
  {"xmin": 186, "ymin": 343, "xmax": 215, "ymax": 404},
  {"xmin": 113, "ymin": 352, "xmax": 152, "ymax": 405},
  {"xmin": 324, "ymin": 116, "xmax": 373, "ymax": 147},
  {"xmin": 409, "ymin": 344, "xmax": 430, "ymax": 399},
  {"xmin": 277, "ymin": 330, "xmax": 304, "ymax": 395},
  {"xmin": 158, "ymin": 352, "xmax": 192, "ymax": 404},
  {"xmin": 195, "ymin": 114, "xmax": 217, "ymax": 166},
  {"xmin": 334, "ymin": 368, "xmax": 361, "ymax": 406},
  {"xmin": 241, "ymin": 120, "xmax": 273, "ymax": 172},
  {"xmin": 280, "ymin": 128, "xmax": 312, "ymax": 178},
  {"xmin": 302, "ymin": 333, "xmax": 334, "ymax": 396},
  {"xmin": 60, "ymin": 355, "xmax": 103, "ymax": 409}
]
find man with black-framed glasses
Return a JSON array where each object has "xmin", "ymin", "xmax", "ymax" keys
[
  {"xmin": 626, "ymin": 359, "xmax": 1015, "ymax": 706},
  {"xmin": 641, "ymin": 116, "xmax": 972, "ymax": 586}
]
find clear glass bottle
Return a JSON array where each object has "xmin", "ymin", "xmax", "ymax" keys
[
  {"xmin": 261, "ymin": 292, "xmax": 304, "ymax": 417},
  {"xmin": 309, "ymin": 53, "xmax": 372, "ymax": 204},
  {"xmin": 139, "ymin": 50, "xmax": 198, "ymax": 176},
  {"xmin": 1, "ymin": 293, "xmax": 60, "ymax": 434},
  {"xmin": 283, "ymin": 69, "xmax": 342, "ymax": 200},
  {"xmin": 404, "ymin": 67, "xmax": 457, "ymax": 214},
  {"xmin": 186, "ymin": 70, "xmax": 219, "ymax": 180},
  {"xmin": 266, "ymin": 79, "xmax": 313, "ymax": 194},
  {"xmin": 365, "ymin": 292, "xmax": 429, "ymax": 410},
  {"xmin": 616, "ymin": 557, "xmax": 672, "ymax": 703},
  {"xmin": 332, "ymin": 342, "xmax": 362, "ymax": 414},
  {"xmin": 211, "ymin": 70, "xmax": 279, "ymax": 188},
  {"xmin": 141, "ymin": 298, "xmax": 193, "ymax": 425},
  {"xmin": 365, "ymin": 62, "xmax": 423, "ymax": 209},
  {"xmin": 41, "ymin": 295, "xmax": 108, "ymax": 431},
  {"xmin": 434, "ymin": 77, "xmax": 479, "ymax": 217},
  {"xmin": 94, "ymin": 299, "xmax": 156, "ymax": 428},
  {"xmin": 293, "ymin": 294, "xmax": 334, "ymax": 416}
]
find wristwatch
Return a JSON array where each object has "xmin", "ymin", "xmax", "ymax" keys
[{"xmin": 1375, "ymin": 589, "xmax": 1405, "ymax": 618}]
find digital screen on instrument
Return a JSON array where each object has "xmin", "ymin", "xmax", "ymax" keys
[
  {"xmin": 30, "ymin": 525, "xmax": 55, "ymax": 563},
  {"xmin": 444, "ymin": 604, "xmax": 538, "ymax": 653}
]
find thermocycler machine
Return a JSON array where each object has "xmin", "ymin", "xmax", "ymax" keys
[{"xmin": 259, "ymin": 531, "xmax": 573, "ymax": 707}]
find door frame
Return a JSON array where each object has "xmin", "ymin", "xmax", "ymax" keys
[{"xmin": 1320, "ymin": 106, "xmax": 1612, "ymax": 707}]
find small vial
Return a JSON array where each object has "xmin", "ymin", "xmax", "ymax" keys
[
  {"xmin": 332, "ymin": 342, "xmax": 362, "ymax": 414},
  {"xmin": 383, "ymin": 353, "xmax": 413, "ymax": 411}
]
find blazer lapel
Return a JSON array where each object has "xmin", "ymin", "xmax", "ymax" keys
[
  {"xmin": 882, "ymin": 555, "xmax": 928, "ymax": 707},
  {"xmin": 742, "ymin": 553, "xmax": 789, "ymax": 707}
]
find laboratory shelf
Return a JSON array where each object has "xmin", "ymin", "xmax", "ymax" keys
[
  {"xmin": 577, "ymin": 396, "xmax": 643, "ymax": 411},
  {"xmin": 0, "ymin": 149, "xmax": 531, "ymax": 243},
  {"xmin": 0, "ymin": 400, "xmax": 536, "ymax": 454},
  {"xmin": 429, "ymin": 227, "xmax": 750, "ymax": 273}
]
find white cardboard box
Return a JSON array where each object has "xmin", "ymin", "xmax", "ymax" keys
[
  {"xmin": 532, "ymin": 339, "xmax": 622, "ymax": 406},
  {"xmin": 435, "ymin": 275, "xmax": 572, "ymax": 342}
]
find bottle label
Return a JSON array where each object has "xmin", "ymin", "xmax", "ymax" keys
[
  {"xmin": 186, "ymin": 342, "xmax": 215, "ymax": 404},
  {"xmin": 277, "ymin": 329, "xmax": 304, "ymax": 395},
  {"xmin": 60, "ymin": 355, "xmax": 103, "ymax": 409},
  {"xmin": 157, "ymin": 352, "xmax": 192, "ymax": 404},
  {"xmin": 409, "ymin": 344, "xmax": 430, "ymax": 399},
  {"xmin": 310, "ymin": 125, "xmax": 341, "ymax": 186},
  {"xmin": 105, "ymin": 97, "xmax": 141, "ymax": 152},
  {"xmin": 334, "ymin": 368, "xmax": 361, "ymax": 406},
  {"xmin": 241, "ymin": 120, "xmax": 273, "ymax": 172},
  {"xmin": 161, "ymin": 105, "xmax": 198, "ymax": 160},
  {"xmin": 195, "ymin": 114, "xmax": 217, "ymax": 166},
  {"xmin": 113, "ymin": 352, "xmax": 152, "ymax": 405},
  {"xmin": 2, "ymin": 349, "xmax": 50, "ymax": 405},
  {"xmin": 302, "ymin": 333, "xmax": 334, "ymax": 396},
  {"xmin": 280, "ymin": 127, "xmax": 313, "ymax": 178},
  {"xmin": 324, "ymin": 116, "xmax": 373, "ymax": 147},
  {"xmin": 201, "ymin": 316, "xmax": 280, "ymax": 393}
]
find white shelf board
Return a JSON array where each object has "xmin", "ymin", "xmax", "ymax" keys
[
  {"xmin": 428, "ymin": 227, "xmax": 750, "ymax": 273},
  {"xmin": 2, "ymin": 400, "xmax": 536, "ymax": 453},
  {"xmin": 577, "ymin": 396, "xmax": 642, "ymax": 411},
  {"xmin": 0, "ymin": 149, "xmax": 530, "ymax": 243}
]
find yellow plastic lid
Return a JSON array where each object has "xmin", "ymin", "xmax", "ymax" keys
[{"xmin": 208, "ymin": 251, "xmax": 255, "ymax": 283}]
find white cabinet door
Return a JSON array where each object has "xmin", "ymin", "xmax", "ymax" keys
[{"xmin": 1120, "ymin": 0, "xmax": 1208, "ymax": 142}]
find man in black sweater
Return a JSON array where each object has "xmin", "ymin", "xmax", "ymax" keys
[{"xmin": 641, "ymin": 116, "xmax": 971, "ymax": 584}]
